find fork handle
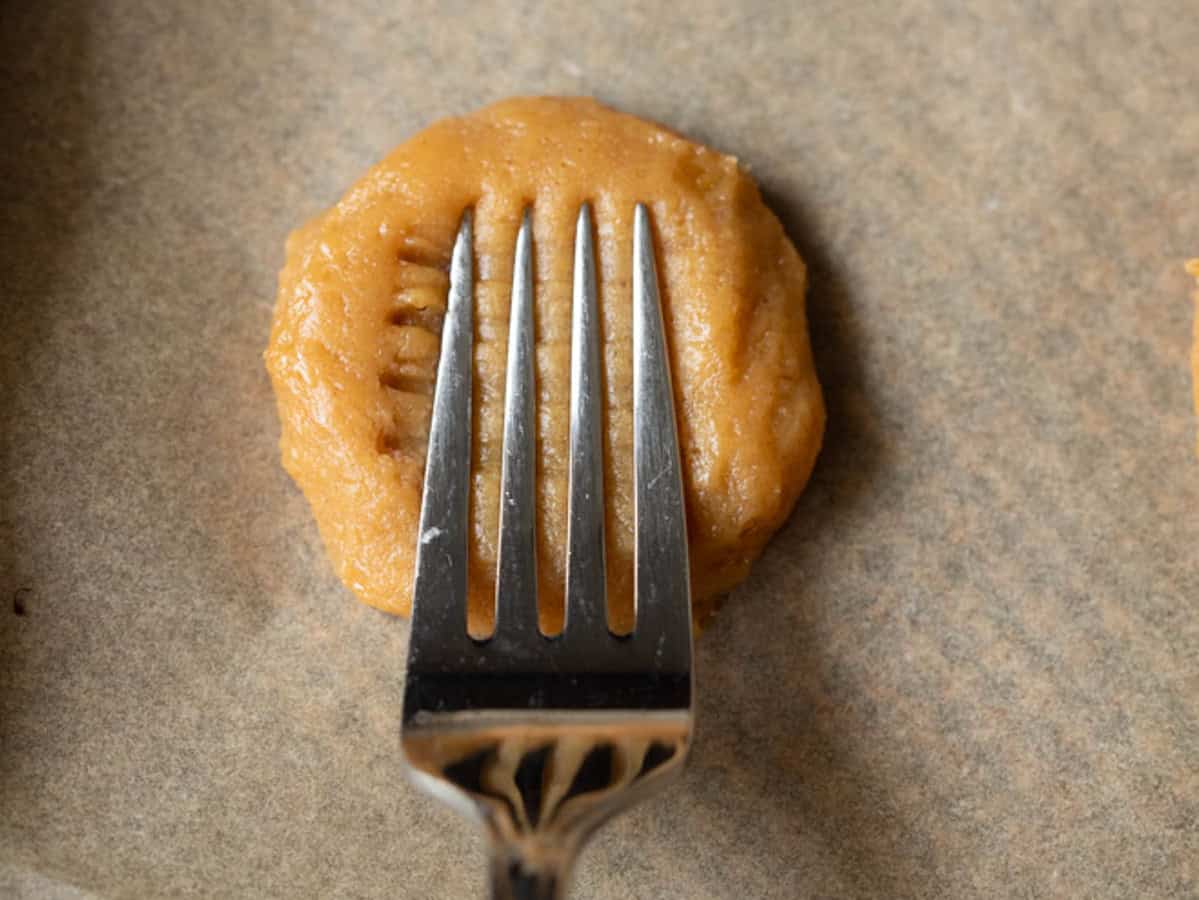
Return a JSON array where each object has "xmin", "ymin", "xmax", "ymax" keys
[{"xmin": 489, "ymin": 846, "xmax": 570, "ymax": 900}]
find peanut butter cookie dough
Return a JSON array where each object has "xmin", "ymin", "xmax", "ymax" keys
[{"xmin": 265, "ymin": 97, "xmax": 825, "ymax": 632}]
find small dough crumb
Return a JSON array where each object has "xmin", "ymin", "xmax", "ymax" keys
[{"xmin": 1190, "ymin": 259, "xmax": 1199, "ymax": 455}]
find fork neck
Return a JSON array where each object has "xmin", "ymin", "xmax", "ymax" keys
[{"xmin": 488, "ymin": 840, "xmax": 573, "ymax": 900}]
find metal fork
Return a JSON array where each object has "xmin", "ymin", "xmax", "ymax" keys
[{"xmin": 401, "ymin": 202, "xmax": 693, "ymax": 900}]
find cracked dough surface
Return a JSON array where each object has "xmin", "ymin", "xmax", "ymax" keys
[{"xmin": 265, "ymin": 96, "xmax": 824, "ymax": 633}]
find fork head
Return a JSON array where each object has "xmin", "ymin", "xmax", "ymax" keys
[{"xmin": 400, "ymin": 202, "xmax": 693, "ymax": 886}]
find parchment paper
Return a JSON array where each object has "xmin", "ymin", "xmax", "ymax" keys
[{"xmin": 2, "ymin": 2, "xmax": 1197, "ymax": 897}]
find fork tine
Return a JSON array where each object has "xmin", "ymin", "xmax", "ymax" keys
[
  {"xmin": 494, "ymin": 208, "xmax": 539, "ymax": 639},
  {"xmin": 565, "ymin": 202, "xmax": 607, "ymax": 636},
  {"xmin": 410, "ymin": 209, "xmax": 473, "ymax": 647},
  {"xmin": 631, "ymin": 204, "xmax": 692, "ymax": 648}
]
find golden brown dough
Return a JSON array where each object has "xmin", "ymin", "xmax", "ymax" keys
[
  {"xmin": 1191, "ymin": 259, "xmax": 1199, "ymax": 455},
  {"xmin": 265, "ymin": 97, "xmax": 824, "ymax": 633}
]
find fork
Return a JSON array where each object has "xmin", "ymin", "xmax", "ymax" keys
[{"xmin": 400, "ymin": 202, "xmax": 694, "ymax": 900}]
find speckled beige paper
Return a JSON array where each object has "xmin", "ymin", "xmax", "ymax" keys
[{"xmin": 2, "ymin": 2, "xmax": 1197, "ymax": 898}]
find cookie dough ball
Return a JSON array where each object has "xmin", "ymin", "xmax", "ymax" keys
[{"xmin": 265, "ymin": 97, "xmax": 824, "ymax": 633}]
